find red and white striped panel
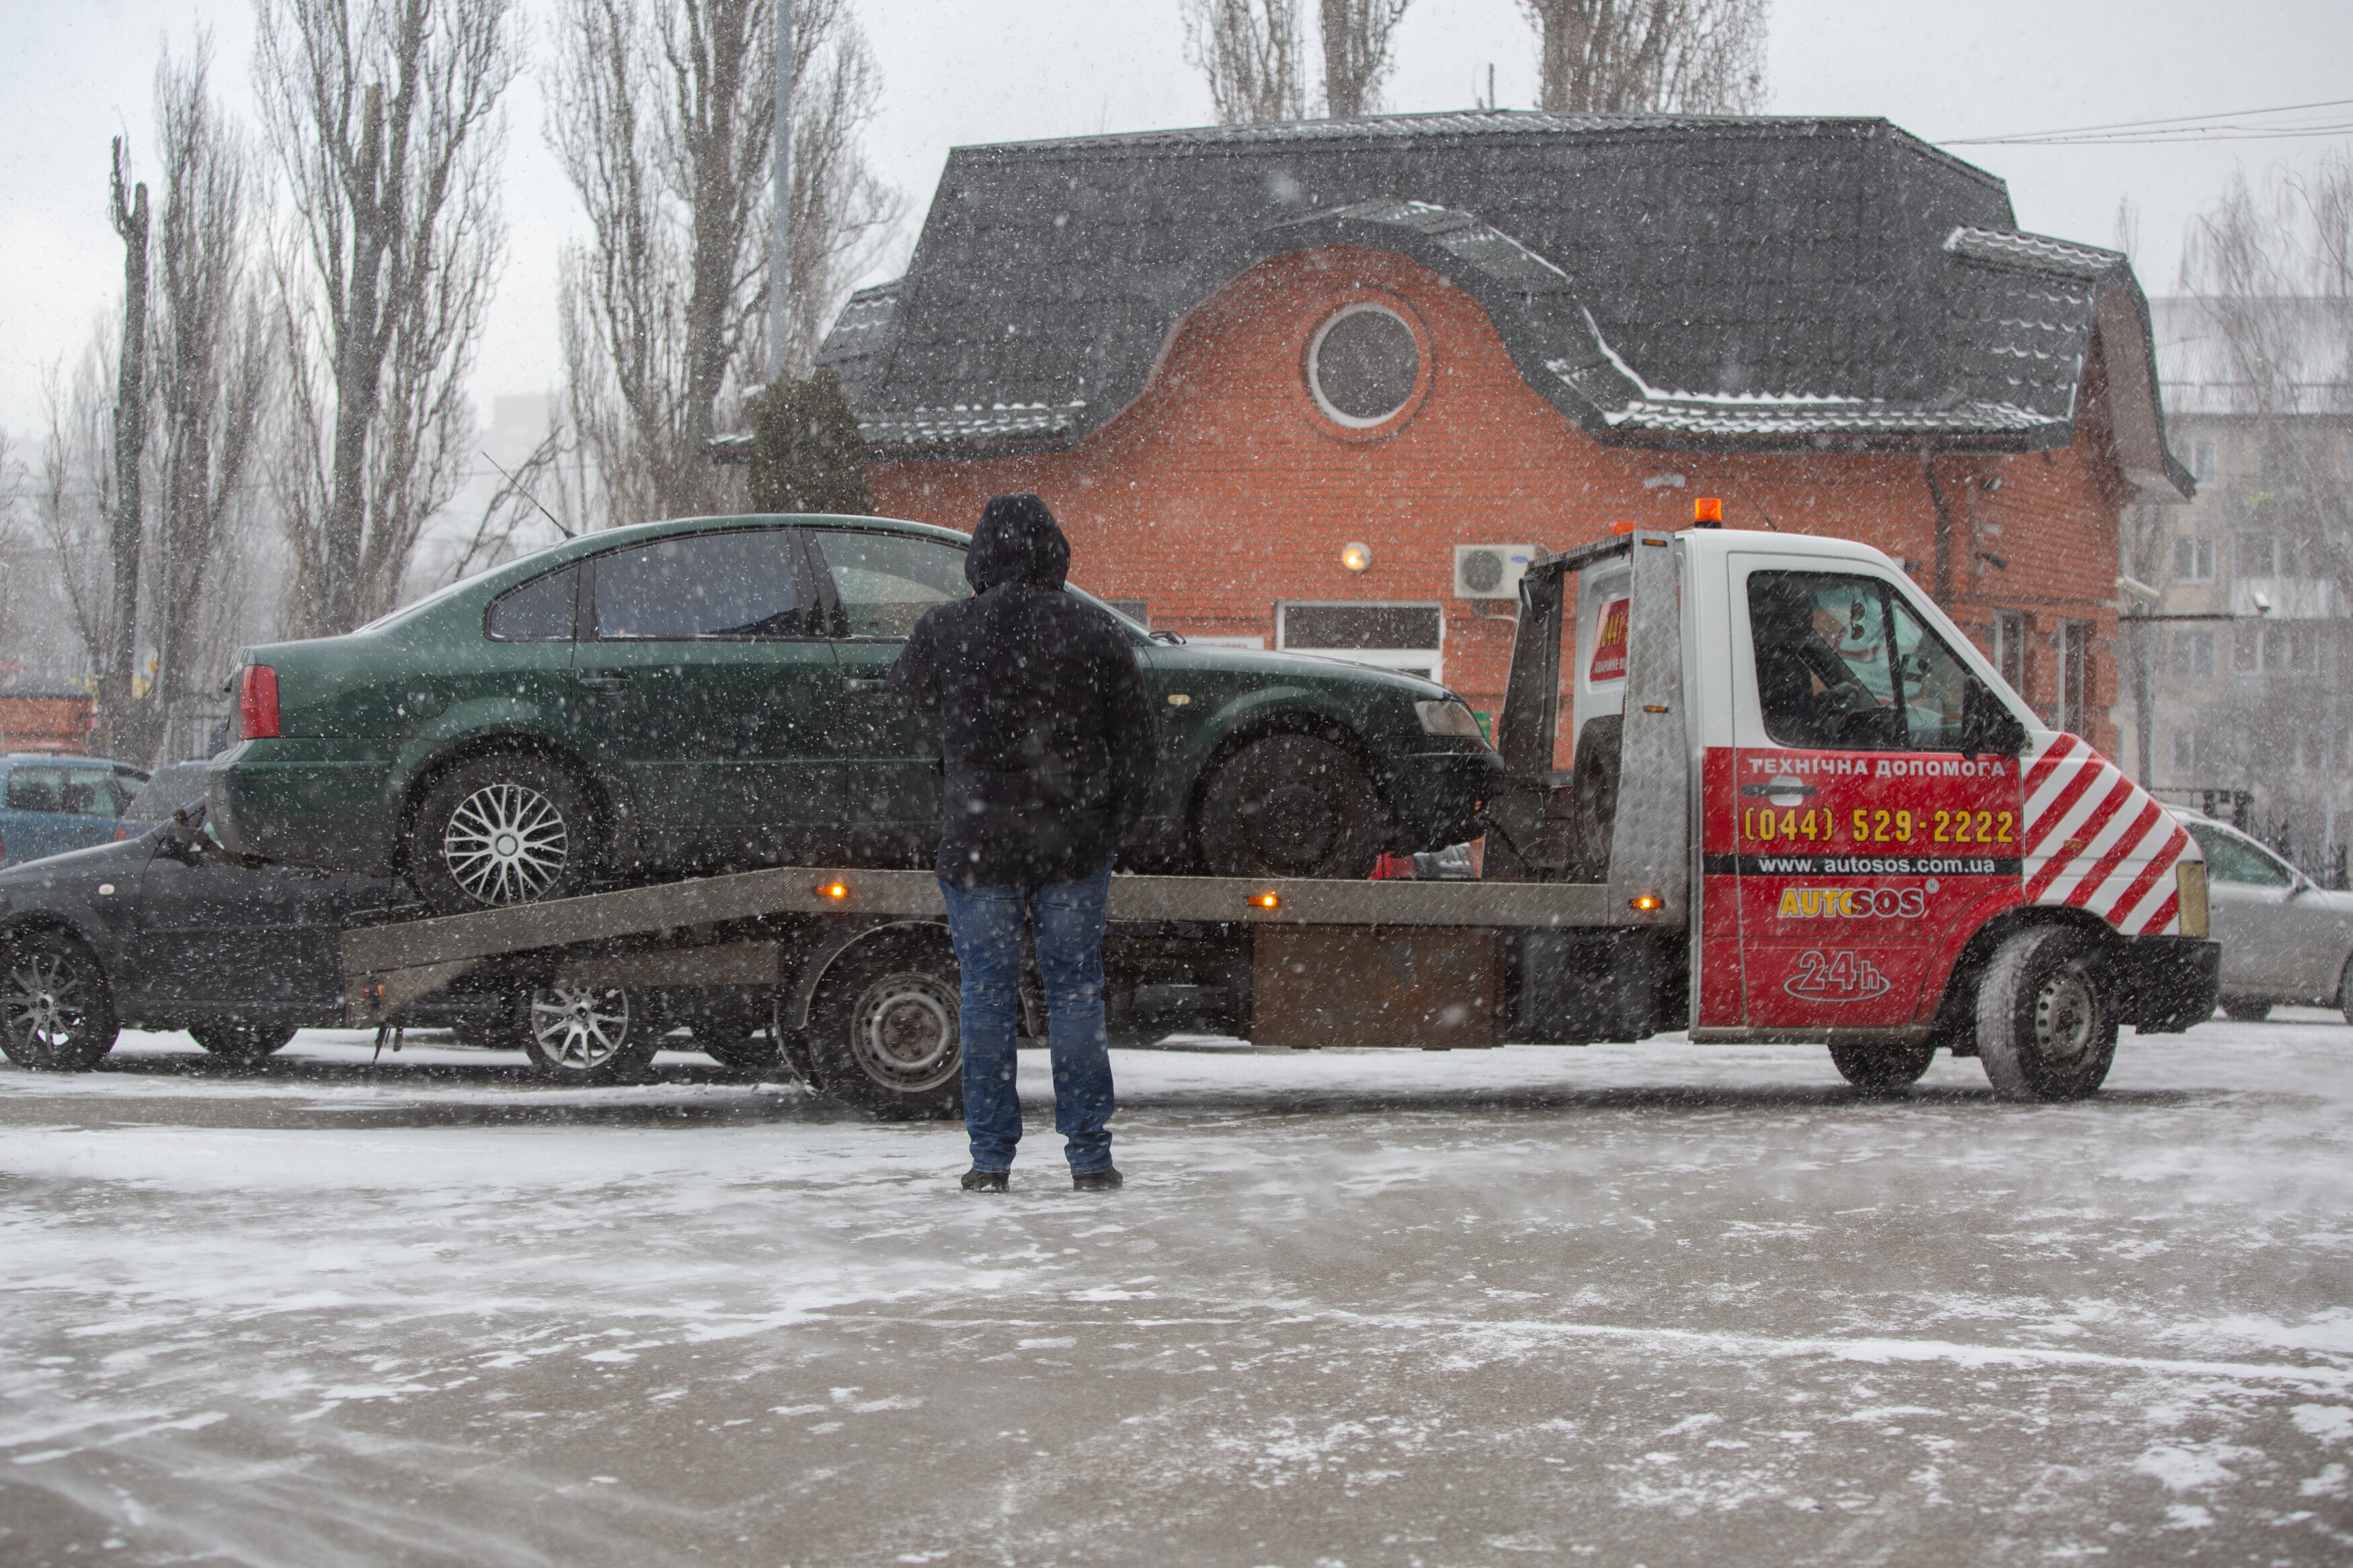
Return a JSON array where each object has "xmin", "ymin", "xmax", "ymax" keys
[{"xmin": 2020, "ymin": 732, "xmax": 2192, "ymax": 936}]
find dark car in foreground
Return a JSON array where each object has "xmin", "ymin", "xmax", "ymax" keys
[
  {"xmin": 206, "ymin": 513, "xmax": 1499, "ymax": 913},
  {"xmin": 0, "ymin": 766, "xmax": 766, "ymax": 1083}
]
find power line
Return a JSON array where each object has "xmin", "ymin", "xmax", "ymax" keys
[{"xmin": 1943, "ymin": 97, "xmax": 2353, "ymax": 148}]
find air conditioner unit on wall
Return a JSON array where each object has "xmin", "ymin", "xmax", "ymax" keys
[{"xmin": 1453, "ymin": 544, "xmax": 1536, "ymax": 601}]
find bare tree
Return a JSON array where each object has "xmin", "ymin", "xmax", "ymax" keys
[
  {"xmin": 1318, "ymin": 0, "xmax": 1412, "ymax": 118},
  {"xmin": 1184, "ymin": 0, "xmax": 1308, "ymax": 124},
  {"xmin": 30, "ymin": 349, "xmax": 122, "ymax": 690},
  {"xmin": 1521, "ymin": 0, "xmax": 1768, "ymax": 114},
  {"xmin": 149, "ymin": 38, "xmax": 272, "ymax": 757},
  {"xmin": 2173, "ymin": 153, "xmax": 2353, "ymax": 866},
  {"xmin": 99, "ymin": 139, "xmax": 151, "ymax": 755},
  {"xmin": 256, "ymin": 0, "xmax": 518, "ymax": 634},
  {"xmin": 553, "ymin": 0, "xmax": 896, "ymax": 530}
]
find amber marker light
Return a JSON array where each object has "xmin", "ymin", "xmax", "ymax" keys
[
  {"xmin": 1630, "ymin": 893, "xmax": 1664, "ymax": 912},
  {"xmin": 817, "ymin": 878, "xmax": 851, "ymax": 901},
  {"xmin": 1250, "ymin": 891, "xmax": 1281, "ymax": 910}
]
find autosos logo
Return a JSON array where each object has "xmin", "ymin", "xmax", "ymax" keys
[{"xmin": 1776, "ymin": 886, "xmax": 1927, "ymax": 920}]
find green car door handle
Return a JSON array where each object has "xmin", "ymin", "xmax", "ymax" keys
[{"xmin": 577, "ymin": 671, "xmax": 631, "ymax": 692}]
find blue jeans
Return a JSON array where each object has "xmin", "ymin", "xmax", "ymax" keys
[{"xmin": 937, "ymin": 862, "xmax": 1117, "ymax": 1173}]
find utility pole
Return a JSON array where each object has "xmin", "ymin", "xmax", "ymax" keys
[{"xmin": 768, "ymin": 0, "xmax": 793, "ymax": 384}]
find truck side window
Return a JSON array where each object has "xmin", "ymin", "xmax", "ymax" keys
[
  {"xmin": 1748, "ymin": 572, "xmax": 1903, "ymax": 750},
  {"xmin": 1750, "ymin": 571, "xmax": 1989, "ymax": 753}
]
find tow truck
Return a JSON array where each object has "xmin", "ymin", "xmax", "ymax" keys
[{"xmin": 340, "ymin": 514, "xmax": 2219, "ymax": 1112}]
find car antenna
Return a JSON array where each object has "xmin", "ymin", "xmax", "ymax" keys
[
  {"xmin": 483, "ymin": 450, "xmax": 575, "ymax": 540},
  {"xmin": 1743, "ymin": 493, "xmax": 1782, "ymax": 532}
]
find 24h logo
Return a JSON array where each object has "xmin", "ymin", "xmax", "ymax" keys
[{"xmin": 1784, "ymin": 949, "xmax": 1891, "ymax": 1001}]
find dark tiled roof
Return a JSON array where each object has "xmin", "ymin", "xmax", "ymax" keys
[{"xmin": 820, "ymin": 111, "xmax": 2186, "ymax": 489}]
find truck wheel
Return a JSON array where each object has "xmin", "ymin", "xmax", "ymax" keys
[
  {"xmin": 1828, "ymin": 1039, "xmax": 1936, "ymax": 1092},
  {"xmin": 409, "ymin": 754, "xmax": 596, "ymax": 916},
  {"xmin": 520, "ymin": 983, "xmax": 655, "ymax": 1085},
  {"xmin": 1975, "ymin": 926, "xmax": 2116, "ymax": 1102},
  {"xmin": 0, "ymin": 930, "xmax": 117, "ymax": 1071},
  {"xmin": 807, "ymin": 935, "xmax": 963, "ymax": 1120},
  {"xmin": 2220, "ymin": 999, "xmax": 2273, "ymax": 1022},
  {"xmin": 190, "ymin": 1022, "xmax": 298, "ymax": 1062},
  {"xmin": 2341, "ymin": 956, "xmax": 2353, "ymax": 1027},
  {"xmin": 1197, "ymin": 734, "xmax": 1385, "ymax": 880}
]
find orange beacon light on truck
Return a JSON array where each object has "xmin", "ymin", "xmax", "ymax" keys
[{"xmin": 1693, "ymin": 497, "xmax": 1722, "ymax": 526}]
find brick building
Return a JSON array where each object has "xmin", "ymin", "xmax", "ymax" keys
[{"xmin": 818, "ymin": 112, "xmax": 2189, "ymax": 756}]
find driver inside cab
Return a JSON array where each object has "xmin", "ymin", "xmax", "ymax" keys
[{"xmin": 1749, "ymin": 575, "xmax": 1901, "ymax": 749}]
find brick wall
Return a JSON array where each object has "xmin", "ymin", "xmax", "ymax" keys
[{"xmin": 870, "ymin": 246, "xmax": 2123, "ymax": 758}]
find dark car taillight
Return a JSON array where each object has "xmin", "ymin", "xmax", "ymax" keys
[{"xmin": 239, "ymin": 665, "xmax": 281, "ymax": 739}]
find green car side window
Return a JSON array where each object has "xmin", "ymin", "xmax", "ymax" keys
[
  {"xmin": 809, "ymin": 532, "xmax": 971, "ymax": 640},
  {"xmin": 485, "ymin": 563, "xmax": 582, "ymax": 641},
  {"xmin": 593, "ymin": 530, "xmax": 806, "ymax": 639}
]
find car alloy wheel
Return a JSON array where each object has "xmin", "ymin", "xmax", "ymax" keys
[
  {"xmin": 1, "ymin": 934, "xmax": 118, "ymax": 1071},
  {"xmin": 443, "ymin": 781, "xmax": 570, "ymax": 905},
  {"xmin": 522, "ymin": 983, "xmax": 642, "ymax": 1079}
]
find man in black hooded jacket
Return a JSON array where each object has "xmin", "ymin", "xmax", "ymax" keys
[{"xmin": 889, "ymin": 494, "xmax": 1160, "ymax": 1192}]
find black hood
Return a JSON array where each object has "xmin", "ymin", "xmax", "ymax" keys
[{"xmin": 965, "ymin": 493, "xmax": 1069, "ymax": 593}]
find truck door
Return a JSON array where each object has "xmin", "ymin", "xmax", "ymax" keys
[{"xmin": 1724, "ymin": 561, "xmax": 2025, "ymax": 1031}]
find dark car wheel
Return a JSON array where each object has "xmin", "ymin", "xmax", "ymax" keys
[
  {"xmin": 1, "ymin": 930, "xmax": 118, "ymax": 1071},
  {"xmin": 807, "ymin": 935, "xmax": 963, "ymax": 1120},
  {"xmin": 520, "ymin": 983, "xmax": 656, "ymax": 1085},
  {"xmin": 1976, "ymin": 926, "xmax": 2117, "ymax": 1102},
  {"xmin": 2219, "ymin": 998, "xmax": 2274, "ymax": 1022},
  {"xmin": 1196, "ymin": 733, "xmax": 1387, "ymax": 880},
  {"xmin": 409, "ymin": 754, "xmax": 597, "ymax": 917},
  {"xmin": 1828, "ymin": 1038, "xmax": 1937, "ymax": 1093},
  {"xmin": 189, "ymin": 1022, "xmax": 299, "ymax": 1062}
]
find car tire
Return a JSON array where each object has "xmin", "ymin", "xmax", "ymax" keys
[
  {"xmin": 1828, "ymin": 1038, "xmax": 1937, "ymax": 1092},
  {"xmin": 0, "ymin": 929, "xmax": 118, "ymax": 1071},
  {"xmin": 189, "ymin": 1022, "xmax": 298, "ymax": 1062},
  {"xmin": 1975, "ymin": 925, "xmax": 2116, "ymax": 1102},
  {"xmin": 806, "ymin": 934, "xmax": 963, "ymax": 1120},
  {"xmin": 409, "ymin": 754, "xmax": 597, "ymax": 917},
  {"xmin": 520, "ymin": 983, "xmax": 656, "ymax": 1085},
  {"xmin": 2341, "ymin": 957, "xmax": 2353, "ymax": 1028},
  {"xmin": 2220, "ymin": 999, "xmax": 2274, "ymax": 1022},
  {"xmin": 1196, "ymin": 733, "xmax": 1386, "ymax": 880}
]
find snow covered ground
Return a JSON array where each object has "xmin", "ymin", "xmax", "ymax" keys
[{"xmin": 3, "ymin": 1018, "xmax": 2350, "ymax": 1565}]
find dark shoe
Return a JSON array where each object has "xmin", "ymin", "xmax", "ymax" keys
[
  {"xmin": 960, "ymin": 1168, "xmax": 1009, "ymax": 1192},
  {"xmin": 1071, "ymin": 1165, "xmax": 1123, "ymax": 1192}
]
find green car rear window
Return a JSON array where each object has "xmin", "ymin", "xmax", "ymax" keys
[{"xmin": 486, "ymin": 564, "xmax": 581, "ymax": 641}]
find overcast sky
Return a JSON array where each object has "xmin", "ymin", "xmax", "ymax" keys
[{"xmin": 3, "ymin": 0, "xmax": 2350, "ymax": 445}]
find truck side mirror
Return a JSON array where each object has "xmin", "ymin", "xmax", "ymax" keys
[{"xmin": 1960, "ymin": 682, "xmax": 2026, "ymax": 759}]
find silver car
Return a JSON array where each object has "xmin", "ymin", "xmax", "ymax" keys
[{"xmin": 2172, "ymin": 809, "xmax": 2353, "ymax": 1022}]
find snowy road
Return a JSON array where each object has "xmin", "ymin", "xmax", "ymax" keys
[{"xmin": 3, "ymin": 1020, "xmax": 2350, "ymax": 1567}]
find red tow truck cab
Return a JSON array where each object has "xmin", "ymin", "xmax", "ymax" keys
[{"xmin": 1481, "ymin": 518, "xmax": 2216, "ymax": 1091}]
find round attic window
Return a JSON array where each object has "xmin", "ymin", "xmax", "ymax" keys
[{"xmin": 1308, "ymin": 304, "xmax": 1421, "ymax": 427}]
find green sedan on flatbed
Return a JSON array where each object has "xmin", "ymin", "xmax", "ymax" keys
[{"xmin": 207, "ymin": 513, "xmax": 1500, "ymax": 913}]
